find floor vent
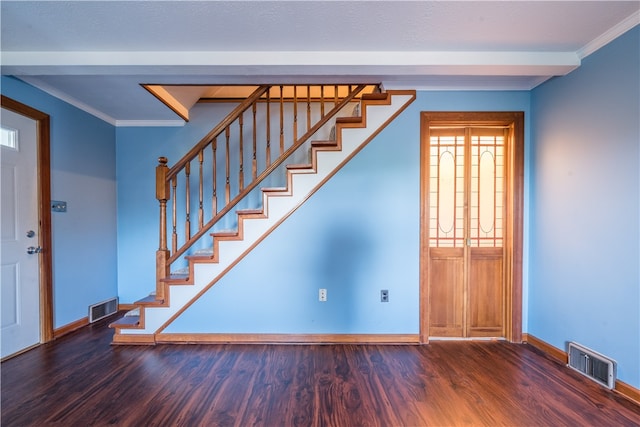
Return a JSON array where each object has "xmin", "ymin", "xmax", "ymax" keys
[
  {"xmin": 89, "ymin": 297, "xmax": 118, "ymax": 323},
  {"xmin": 567, "ymin": 342, "xmax": 616, "ymax": 389}
]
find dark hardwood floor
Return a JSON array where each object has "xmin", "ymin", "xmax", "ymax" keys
[{"xmin": 2, "ymin": 315, "xmax": 639, "ymax": 426}]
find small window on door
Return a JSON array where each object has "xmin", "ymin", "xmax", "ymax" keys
[{"xmin": 1, "ymin": 126, "xmax": 18, "ymax": 149}]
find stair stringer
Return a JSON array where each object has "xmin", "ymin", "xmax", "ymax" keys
[{"xmin": 118, "ymin": 91, "xmax": 416, "ymax": 338}]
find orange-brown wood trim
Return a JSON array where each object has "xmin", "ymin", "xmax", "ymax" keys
[
  {"xmin": 156, "ymin": 333, "xmax": 420, "ymax": 345},
  {"xmin": 509, "ymin": 112, "xmax": 525, "ymax": 343},
  {"xmin": 523, "ymin": 333, "xmax": 567, "ymax": 363},
  {"xmin": 53, "ymin": 317, "xmax": 89, "ymax": 339},
  {"xmin": 1, "ymin": 95, "xmax": 54, "ymax": 344},
  {"xmin": 419, "ymin": 112, "xmax": 524, "ymax": 344},
  {"xmin": 419, "ymin": 114, "xmax": 430, "ymax": 343},
  {"xmin": 615, "ymin": 380, "xmax": 640, "ymax": 405},
  {"xmin": 523, "ymin": 333, "xmax": 640, "ymax": 405},
  {"xmin": 111, "ymin": 333, "xmax": 156, "ymax": 345},
  {"xmin": 155, "ymin": 90, "xmax": 416, "ymax": 335},
  {"xmin": 141, "ymin": 85, "xmax": 190, "ymax": 122}
]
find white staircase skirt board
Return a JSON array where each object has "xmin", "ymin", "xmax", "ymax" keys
[{"xmin": 120, "ymin": 93, "xmax": 412, "ymax": 335}]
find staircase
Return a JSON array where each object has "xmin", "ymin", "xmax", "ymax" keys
[{"xmin": 110, "ymin": 86, "xmax": 415, "ymax": 344}]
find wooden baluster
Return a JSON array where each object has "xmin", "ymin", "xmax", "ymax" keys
[
  {"xmin": 320, "ymin": 85, "xmax": 325, "ymax": 117},
  {"xmin": 266, "ymin": 89, "xmax": 271, "ymax": 167},
  {"xmin": 279, "ymin": 85, "xmax": 284, "ymax": 155},
  {"xmin": 334, "ymin": 84, "xmax": 339, "ymax": 107},
  {"xmin": 156, "ymin": 157, "xmax": 169, "ymax": 252},
  {"xmin": 239, "ymin": 113, "xmax": 244, "ymax": 191},
  {"xmin": 252, "ymin": 103, "xmax": 257, "ymax": 180},
  {"xmin": 293, "ymin": 86, "xmax": 298, "ymax": 143},
  {"xmin": 198, "ymin": 149, "xmax": 204, "ymax": 230},
  {"xmin": 212, "ymin": 138, "xmax": 217, "ymax": 216},
  {"xmin": 225, "ymin": 126, "xmax": 231, "ymax": 204},
  {"xmin": 306, "ymin": 85, "xmax": 311, "ymax": 132},
  {"xmin": 171, "ymin": 176, "xmax": 177, "ymax": 253},
  {"xmin": 156, "ymin": 157, "xmax": 170, "ymax": 290},
  {"xmin": 185, "ymin": 162, "xmax": 191, "ymax": 240}
]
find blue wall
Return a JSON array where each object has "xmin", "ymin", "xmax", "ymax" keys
[
  {"xmin": 1, "ymin": 76, "xmax": 118, "ymax": 328},
  {"xmin": 530, "ymin": 26, "xmax": 640, "ymax": 388},
  {"xmin": 115, "ymin": 91, "xmax": 530, "ymax": 334},
  {"xmin": 115, "ymin": 103, "xmax": 237, "ymax": 303}
]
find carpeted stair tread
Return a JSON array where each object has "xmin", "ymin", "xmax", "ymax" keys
[
  {"xmin": 286, "ymin": 163, "xmax": 314, "ymax": 170},
  {"xmin": 109, "ymin": 315, "xmax": 140, "ymax": 329},
  {"xmin": 135, "ymin": 294, "xmax": 164, "ymax": 306}
]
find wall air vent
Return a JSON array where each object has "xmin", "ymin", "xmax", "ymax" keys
[
  {"xmin": 89, "ymin": 297, "xmax": 118, "ymax": 323},
  {"xmin": 567, "ymin": 342, "xmax": 616, "ymax": 389}
]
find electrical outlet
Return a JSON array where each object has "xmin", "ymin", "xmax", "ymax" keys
[
  {"xmin": 381, "ymin": 289, "xmax": 389, "ymax": 302},
  {"xmin": 319, "ymin": 288, "xmax": 327, "ymax": 302}
]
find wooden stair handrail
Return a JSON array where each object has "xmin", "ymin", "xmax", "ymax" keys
[
  {"xmin": 166, "ymin": 85, "xmax": 271, "ymax": 180},
  {"xmin": 165, "ymin": 84, "xmax": 369, "ymax": 264}
]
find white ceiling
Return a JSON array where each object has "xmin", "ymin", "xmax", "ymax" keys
[{"xmin": 1, "ymin": 1, "xmax": 639, "ymax": 126}]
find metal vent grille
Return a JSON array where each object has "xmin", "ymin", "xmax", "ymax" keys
[
  {"xmin": 89, "ymin": 297, "xmax": 118, "ymax": 323},
  {"xmin": 567, "ymin": 342, "xmax": 616, "ymax": 389}
]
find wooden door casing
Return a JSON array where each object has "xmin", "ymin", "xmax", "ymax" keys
[{"xmin": 420, "ymin": 112, "xmax": 523, "ymax": 343}]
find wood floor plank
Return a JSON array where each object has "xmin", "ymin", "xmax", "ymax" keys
[
  {"xmin": 2, "ymin": 317, "xmax": 639, "ymax": 426},
  {"xmin": 288, "ymin": 346, "xmax": 317, "ymax": 427},
  {"xmin": 236, "ymin": 345, "xmax": 293, "ymax": 426},
  {"xmin": 363, "ymin": 345, "xmax": 427, "ymax": 426}
]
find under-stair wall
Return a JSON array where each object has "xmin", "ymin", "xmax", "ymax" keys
[
  {"xmin": 143, "ymin": 91, "xmax": 419, "ymax": 340},
  {"xmin": 160, "ymin": 117, "xmax": 422, "ymax": 336},
  {"xmin": 110, "ymin": 90, "xmax": 416, "ymax": 342}
]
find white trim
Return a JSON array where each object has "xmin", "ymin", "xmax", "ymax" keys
[
  {"xmin": 577, "ymin": 11, "xmax": 640, "ymax": 59},
  {"xmin": 17, "ymin": 76, "xmax": 117, "ymax": 125},
  {"xmin": 1, "ymin": 50, "xmax": 580, "ymax": 69},
  {"xmin": 382, "ymin": 74, "xmax": 558, "ymax": 91},
  {"xmin": 527, "ymin": 75, "xmax": 554, "ymax": 90},
  {"xmin": 16, "ymin": 76, "xmax": 185, "ymax": 127}
]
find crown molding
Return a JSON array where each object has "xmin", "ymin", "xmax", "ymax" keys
[
  {"xmin": 16, "ymin": 76, "xmax": 185, "ymax": 127},
  {"xmin": 527, "ymin": 75, "xmax": 554, "ymax": 90},
  {"xmin": 577, "ymin": 11, "xmax": 640, "ymax": 59},
  {"xmin": 17, "ymin": 76, "xmax": 117, "ymax": 125}
]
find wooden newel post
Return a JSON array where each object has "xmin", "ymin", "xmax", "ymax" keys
[{"xmin": 156, "ymin": 157, "xmax": 170, "ymax": 299}]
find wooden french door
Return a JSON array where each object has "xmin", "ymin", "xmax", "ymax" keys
[{"xmin": 420, "ymin": 112, "xmax": 523, "ymax": 342}]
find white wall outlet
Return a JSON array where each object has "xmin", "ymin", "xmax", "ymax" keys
[{"xmin": 319, "ymin": 288, "xmax": 327, "ymax": 302}]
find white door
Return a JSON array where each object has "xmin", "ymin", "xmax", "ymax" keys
[{"xmin": 1, "ymin": 107, "xmax": 41, "ymax": 359}]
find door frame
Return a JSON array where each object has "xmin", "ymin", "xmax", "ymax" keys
[
  {"xmin": 419, "ymin": 112, "xmax": 524, "ymax": 343},
  {"xmin": 1, "ymin": 95, "xmax": 54, "ymax": 344}
]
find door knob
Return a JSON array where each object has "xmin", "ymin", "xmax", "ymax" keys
[{"xmin": 27, "ymin": 246, "xmax": 42, "ymax": 254}]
